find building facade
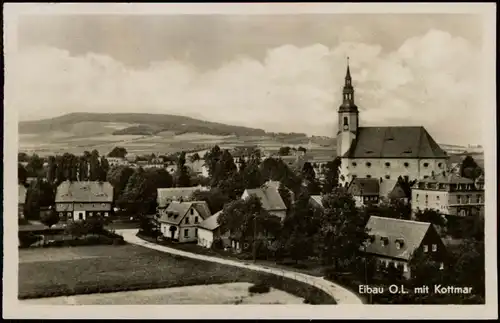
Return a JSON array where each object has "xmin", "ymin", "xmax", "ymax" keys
[
  {"xmin": 411, "ymin": 174, "xmax": 484, "ymax": 217},
  {"xmin": 55, "ymin": 181, "xmax": 113, "ymax": 221},
  {"xmin": 158, "ymin": 201, "xmax": 211, "ymax": 243},
  {"xmin": 197, "ymin": 210, "xmax": 231, "ymax": 249},
  {"xmin": 241, "ymin": 181, "xmax": 288, "ymax": 221},
  {"xmin": 336, "ymin": 60, "xmax": 449, "ymax": 197}
]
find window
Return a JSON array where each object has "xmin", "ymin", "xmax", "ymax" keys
[
  {"xmin": 396, "ymin": 242, "xmax": 401, "ymax": 249},
  {"xmin": 195, "ymin": 216, "xmax": 199, "ymax": 223},
  {"xmin": 425, "ymin": 195, "xmax": 428, "ymax": 204},
  {"xmin": 404, "ymin": 162, "xmax": 409, "ymax": 168},
  {"xmin": 385, "ymin": 162, "xmax": 390, "ymax": 168},
  {"xmin": 79, "ymin": 213, "xmax": 84, "ymax": 220},
  {"xmin": 416, "ymin": 194, "xmax": 419, "ymax": 202},
  {"xmin": 460, "ymin": 209, "xmax": 467, "ymax": 217},
  {"xmin": 366, "ymin": 162, "xmax": 372, "ymax": 167},
  {"xmin": 436, "ymin": 195, "xmax": 440, "ymax": 201},
  {"xmin": 457, "ymin": 196, "xmax": 462, "ymax": 204},
  {"xmin": 185, "ymin": 217, "xmax": 189, "ymax": 224},
  {"xmin": 381, "ymin": 237, "xmax": 389, "ymax": 246},
  {"xmin": 366, "ymin": 175, "xmax": 372, "ymax": 178},
  {"xmin": 104, "ymin": 212, "xmax": 108, "ymax": 217},
  {"xmin": 466, "ymin": 195, "xmax": 471, "ymax": 204},
  {"xmin": 67, "ymin": 212, "xmax": 71, "ymax": 217},
  {"xmin": 385, "ymin": 175, "xmax": 390, "ymax": 179},
  {"xmin": 424, "ymin": 175, "xmax": 429, "ymax": 179},
  {"xmin": 423, "ymin": 245, "xmax": 428, "ymax": 253},
  {"xmin": 59, "ymin": 212, "xmax": 64, "ymax": 217},
  {"xmin": 432, "ymin": 244, "xmax": 437, "ymax": 252},
  {"xmin": 477, "ymin": 195, "xmax": 481, "ymax": 203},
  {"xmin": 403, "ymin": 263, "xmax": 408, "ymax": 273},
  {"xmin": 195, "ymin": 228, "xmax": 198, "ymax": 237},
  {"xmin": 423, "ymin": 163, "xmax": 429, "ymax": 168},
  {"xmin": 88, "ymin": 212, "xmax": 93, "ymax": 217},
  {"xmin": 184, "ymin": 229, "xmax": 189, "ymax": 238},
  {"xmin": 343, "ymin": 117, "xmax": 348, "ymax": 126},
  {"xmin": 190, "ymin": 208, "xmax": 194, "ymax": 215},
  {"xmin": 352, "ymin": 162, "xmax": 357, "ymax": 167},
  {"xmin": 438, "ymin": 163, "xmax": 443, "ymax": 168}
]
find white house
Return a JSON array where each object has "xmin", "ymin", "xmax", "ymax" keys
[
  {"xmin": 55, "ymin": 181, "xmax": 113, "ymax": 221},
  {"xmin": 157, "ymin": 201, "xmax": 211, "ymax": 243},
  {"xmin": 197, "ymin": 210, "xmax": 231, "ymax": 249},
  {"xmin": 241, "ymin": 181, "xmax": 288, "ymax": 221}
]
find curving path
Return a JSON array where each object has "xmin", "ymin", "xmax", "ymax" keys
[{"xmin": 117, "ymin": 229, "xmax": 363, "ymax": 305}]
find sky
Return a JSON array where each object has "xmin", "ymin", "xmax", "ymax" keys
[{"xmin": 7, "ymin": 13, "xmax": 487, "ymax": 145}]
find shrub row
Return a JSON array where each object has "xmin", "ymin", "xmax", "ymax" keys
[{"xmin": 19, "ymin": 233, "xmax": 125, "ymax": 249}]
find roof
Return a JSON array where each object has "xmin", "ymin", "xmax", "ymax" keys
[
  {"xmin": 19, "ymin": 184, "xmax": 27, "ymax": 204},
  {"xmin": 243, "ymin": 185, "xmax": 287, "ymax": 211},
  {"xmin": 388, "ymin": 182, "xmax": 409, "ymax": 199},
  {"xmin": 157, "ymin": 186, "xmax": 208, "ymax": 207},
  {"xmin": 363, "ymin": 216, "xmax": 433, "ymax": 261},
  {"xmin": 347, "ymin": 178, "xmax": 380, "ymax": 196},
  {"xmin": 55, "ymin": 181, "xmax": 113, "ymax": 203},
  {"xmin": 309, "ymin": 195, "xmax": 324, "ymax": 208},
  {"xmin": 343, "ymin": 126, "xmax": 448, "ymax": 159},
  {"xmin": 198, "ymin": 210, "xmax": 223, "ymax": 231},
  {"xmin": 416, "ymin": 173, "xmax": 475, "ymax": 185},
  {"xmin": 158, "ymin": 201, "xmax": 211, "ymax": 225}
]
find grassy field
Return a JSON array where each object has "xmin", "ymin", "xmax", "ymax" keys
[{"xmin": 18, "ymin": 244, "xmax": 336, "ymax": 304}]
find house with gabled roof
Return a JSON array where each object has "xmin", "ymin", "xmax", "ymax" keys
[
  {"xmin": 55, "ymin": 181, "xmax": 113, "ymax": 222},
  {"xmin": 347, "ymin": 178, "xmax": 380, "ymax": 207},
  {"xmin": 362, "ymin": 216, "xmax": 447, "ymax": 279},
  {"xmin": 158, "ymin": 200, "xmax": 211, "ymax": 243},
  {"xmin": 241, "ymin": 181, "xmax": 288, "ymax": 221},
  {"xmin": 157, "ymin": 185, "xmax": 209, "ymax": 209},
  {"xmin": 197, "ymin": 210, "xmax": 231, "ymax": 249},
  {"xmin": 336, "ymin": 60, "xmax": 449, "ymax": 197}
]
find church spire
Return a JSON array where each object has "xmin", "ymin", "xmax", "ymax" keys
[{"xmin": 339, "ymin": 56, "xmax": 357, "ymax": 112}]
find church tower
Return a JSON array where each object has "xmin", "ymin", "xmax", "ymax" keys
[{"xmin": 336, "ymin": 58, "xmax": 359, "ymax": 157}]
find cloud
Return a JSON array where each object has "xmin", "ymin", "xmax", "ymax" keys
[{"xmin": 7, "ymin": 29, "xmax": 482, "ymax": 144}]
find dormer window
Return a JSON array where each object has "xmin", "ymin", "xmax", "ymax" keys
[
  {"xmin": 404, "ymin": 162, "xmax": 409, "ymax": 168},
  {"xmin": 423, "ymin": 163, "xmax": 429, "ymax": 168},
  {"xmin": 381, "ymin": 237, "xmax": 389, "ymax": 246},
  {"xmin": 395, "ymin": 239, "xmax": 405, "ymax": 249},
  {"xmin": 385, "ymin": 162, "xmax": 390, "ymax": 168},
  {"xmin": 366, "ymin": 162, "xmax": 372, "ymax": 167}
]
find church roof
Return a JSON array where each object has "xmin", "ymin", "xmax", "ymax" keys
[{"xmin": 342, "ymin": 126, "xmax": 448, "ymax": 159}]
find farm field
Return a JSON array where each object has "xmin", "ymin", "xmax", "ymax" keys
[{"xmin": 18, "ymin": 244, "xmax": 336, "ymax": 304}]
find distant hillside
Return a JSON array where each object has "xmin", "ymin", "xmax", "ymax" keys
[{"xmin": 18, "ymin": 112, "xmax": 269, "ymax": 137}]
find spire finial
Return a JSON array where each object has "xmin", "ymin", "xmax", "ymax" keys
[{"xmin": 345, "ymin": 56, "xmax": 351, "ymax": 81}]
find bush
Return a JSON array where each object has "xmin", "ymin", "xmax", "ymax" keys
[
  {"xmin": 248, "ymin": 283, "xmax": 271, "ymax": 294},
  {"xmin": 18, "ymin": 233, "xmax": 43, "ymax": 248}
]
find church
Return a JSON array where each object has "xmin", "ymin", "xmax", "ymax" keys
[{"xmin": 336, "ymin": 60, "xmax": 449, "ymax": 198}]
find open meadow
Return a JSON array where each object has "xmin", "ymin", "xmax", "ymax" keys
[{"xmin": 18, "ymin": 244, "xmax": 336, "ymax": 304}]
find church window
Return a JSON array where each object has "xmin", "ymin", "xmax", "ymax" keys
[
  {"xmin": 404, "ymin": 162, "xmax": 409, "ymax": 168},
  {"xmin": 385, "ymin": 175, "xmax": 390, "ymax": 179},
  {"xmin": 352, "ymin": 162, "xmax": 357, "ymax": 167},
  {"xmin": 423, "ymin": 163, "xmax": 429, "ymax": 168},
  {"xmin": 366, "ymin": 162, "xmax": 372, "ymax": 167},
  {"xmin": 385, "ymin": 162, "xmax": 390, "ymax": 168},
  {"xmin": 343, "ymin": 117, "xmax": 348, "ymax": 126}
]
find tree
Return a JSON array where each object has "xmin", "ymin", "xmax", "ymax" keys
[
  {"xmin": 211, "ymin": 149, "xmax": 237, "ymax": 187},
  {"xmin": 47, "ymin": 156, "xmax": 57, "ymax": 183},
  {"xmin": 18, "ymin": 152, "xmax": 29, "ymax": 162},
  {"xmin": 319, "ymin": 189, "xmax": 369, "ymax": 269},
  {"xmin": 190, "ymin": 188, "xmax": 229, "ymax": 214},
  {"xmin": 108, "ymin": 147, "xmax": 128, "ymax": 158},
  {"xmin": 278, "ymin": 146, "xmax": 291, "ymax": 156},
  {"xmin": 217, "ymin": 194, "xmax": 282, "ymax": 250},
  {"xmin": 395, "ymin": 176, "xmax": 417, "ymax": 201},
  {"xmin": 460, "ymin": 155, "xmax": 483, "ymax": 180},
  {"xmin": 106, "ymin": 166, "xmax": 135, "ymax": 202},
  {"xmin": 40, "ymin": 208, "xmax": 60, "ymax": 228},
  {"xmin": 321, "ymin": 158, "xmax": 341, "ymax": 194},
  {"xmin": 204, "ymin": 145, "xmax": 223, "ymax": 179},
  {"xmin": 99, "ymin": 156, "xmax": 110, "ymax": 181},
  {"xmin": 117, "ymin": 168, "xmax": 153, "ymax": 216},
  {"xmin": 26, "ymin": 154, "xmax": 44, "ymax": 177},
  {"xmin": 189, "ymin": 152, "xmax": 201, "ymax": 163},
  {"xmin": 301, "ymin": 162, "xmax": 321, "ymax": 195},
  {"xmin": 239, "ymin": 155, "xmax": 263, "ymax": 189},
  {"xmin": 18, "ymin": 163, "xmax": 28, "ymax": 185},
  {"xmin": 260, "ymin": 157, "xmax": 302, "ymax": 195},
  {"xmin": 174, "ymin": 152, "xmax": 191, "ymax": 187},
  {"xmin": 414, "ymin": 209, "xmax": 446, "ymax": 234},
  {"xmin": 89, "ymin": 150, "xmax": 101, "ymax": 181},
  {"xmin": 280, "ymin": 192, "xmax": 322, "ymax": 263},
  {"xmin": 297, "ymin": 146, "xmax": 307, "ymax": 154}
]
